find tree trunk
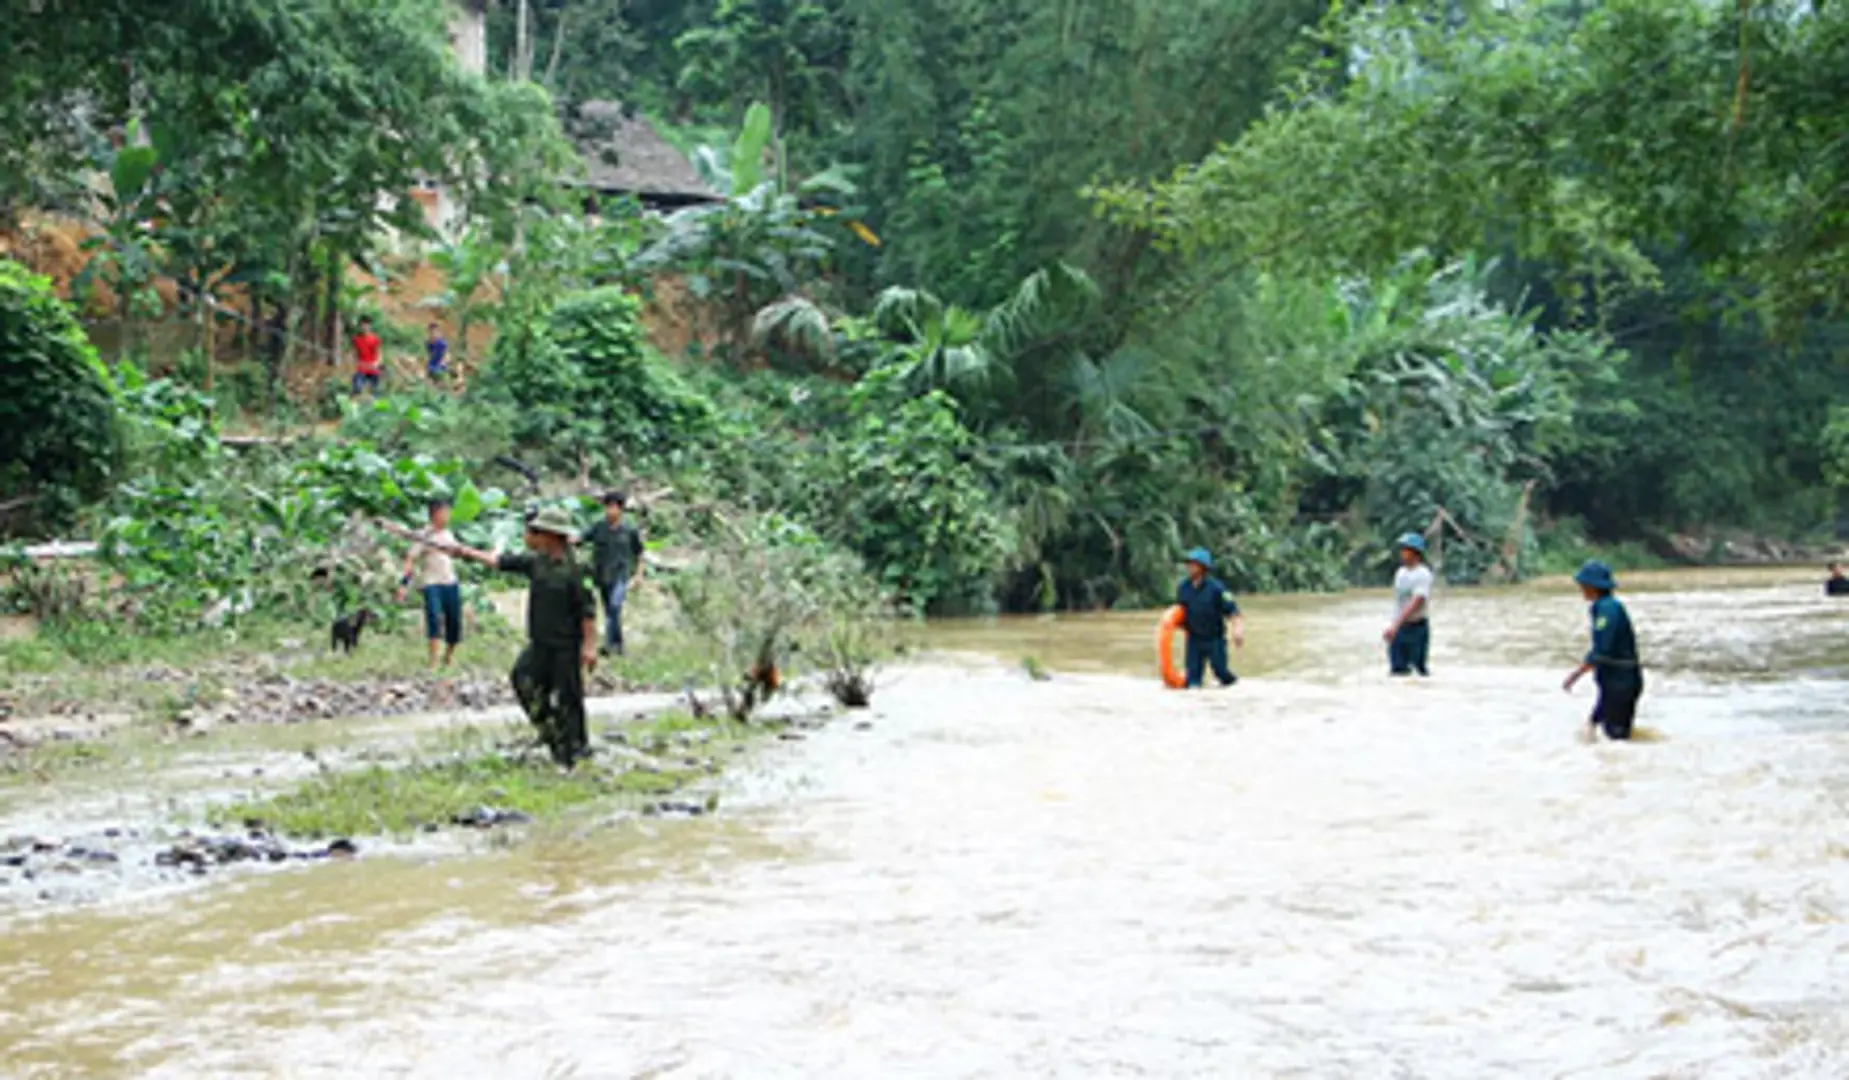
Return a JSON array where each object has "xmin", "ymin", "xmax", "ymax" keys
[
  {"xmin": 515, "ymin": 0, "xmax": 531, "ymax": 81},
  {"xmin": 543, "ymin": 7, "xmax": 569, "ymax": 88},
  {"xmin": 199, "ymin": 290, "xmax": 213, "ymax": 392}
]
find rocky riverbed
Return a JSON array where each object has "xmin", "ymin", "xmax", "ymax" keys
[
  {"xmin": 0, "ymin": 667, "xmax": 663, "ymax": 755},
  {"xmin": 0, "ymin": 685, "xmax": 841, "ymax": 915}
]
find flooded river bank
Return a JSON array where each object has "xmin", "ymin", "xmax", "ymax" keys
[{"xmin": 2, "ymin": 568, "xmax": 1845, "ymax": 1077}]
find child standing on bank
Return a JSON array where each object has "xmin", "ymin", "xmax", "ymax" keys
[
  {"xmin": 351, "ymin": 316, "xmax": 383, "ymax": 395},
  {"xmin": 1383, "ymin": 532, "xmax": 1433, "ymax": 677},
  {"xmin": 1176, "ymin": 547, "xmax": 1244, "ymax": 688},
  {"xmin": 395, "ymin": 498, "xmax": 464, "ymax": 672},
  {"xmin": 425, "ymin": 322, "xmax": 449, "ymax": 383},
  {"xmin": 1562, "ymin": 560, "xmax": 1644, "ymax": 741}
]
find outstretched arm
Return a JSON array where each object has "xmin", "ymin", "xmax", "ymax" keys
[
  {"xmin": 417, "ymin": 535, "xmax": 499, "ymax": 568},
  {"xmin": 378, "ymin": 520, "xmax": 497, "ymax": 568}
]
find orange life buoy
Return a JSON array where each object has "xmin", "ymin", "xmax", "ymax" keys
[{"xmin": 1157, "ymin": 605, "xmax": 1187, "ymax": 689}]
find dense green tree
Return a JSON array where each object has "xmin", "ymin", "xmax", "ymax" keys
[
  {"xmin": 676, "ymin": 0, "xmax": 852, "ymax": 176},
  {"xmin": 1095, "ymin": 0, "xmax": 1849, "ymax": 539},
  {"xmin": 2, "ymin": 0, "xmax": 568, "ymax": 365},
  {"xmin": 0, "ymin": 261, "xmax": 122, "ymax": 531}
]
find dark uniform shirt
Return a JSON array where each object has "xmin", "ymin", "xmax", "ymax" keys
[
  {"xmin": 1176, "ymin": 576, "xmax": 1240, "ymax": 639},
  {"xmin": 581, "ymin": 519, "xmax": 644, "ymax": 588},
  {"xmin": 1584, "ymin": 594, "xmax": 1641, "ymax": 687},
  {"xmin": 497, "ymin": 551, "xmax": 593, "ymax": 649},
  {"xmin": 1827, "ymin": 575, "xmax": 1849, "ymax": 597}
]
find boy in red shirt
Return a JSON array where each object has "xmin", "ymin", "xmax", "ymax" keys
[{"xmin": 352, "ymin": 316, "xmax": 383, "ymax": 394}]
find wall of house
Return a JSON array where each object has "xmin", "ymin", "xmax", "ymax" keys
[{"xmin": 448, "ymin": 0, "xmax": 488, "ymax": 78}]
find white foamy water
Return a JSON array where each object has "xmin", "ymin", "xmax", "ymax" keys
[{"xmin": 3, "ymin": 571, "xmax": 1846, "ymax": 1078}]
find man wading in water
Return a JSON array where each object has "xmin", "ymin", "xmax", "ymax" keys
[
  {"xmin": 1176, "ymin": 547, "xmax": 1244, "ymax": 688},
  {"xmin": 1382, "ymin": 532, "xmax": 1433, "ymax": 677},
  {"xmin": 1562, "ymin": 560, "xmax": 1644, "ymax": 741},
  {"xmin": 421, "ymin": 507, "xmax": 597, "ymax": 768}
]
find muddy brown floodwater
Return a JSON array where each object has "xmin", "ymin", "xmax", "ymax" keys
[{"xmin": 2, "ymin": 568, "xmax": 1846, "ymax": 1077}]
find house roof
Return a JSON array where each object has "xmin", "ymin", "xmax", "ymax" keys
[{"xmin": 568, "ymin": 101, "xmax": 721, "ymax": 206}]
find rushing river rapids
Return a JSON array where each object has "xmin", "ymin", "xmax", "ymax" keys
[{"xmin": 1, "ymin": 568, "xmax": 1845, "ymax": 1077}]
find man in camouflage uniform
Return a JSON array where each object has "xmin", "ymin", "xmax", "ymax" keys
[{"xmin": 428, "ymin": 506, "xmax": 598, "ymax": 767}]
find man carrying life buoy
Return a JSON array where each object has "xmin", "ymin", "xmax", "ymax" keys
[{"xmin": 1176, "ymin": 547, "xmax": 1244, "ymax": 689}]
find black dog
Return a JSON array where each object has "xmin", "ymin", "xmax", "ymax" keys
[{"xmin": 330, "ymin": 609, "xmax": 376, "ymax": 654}]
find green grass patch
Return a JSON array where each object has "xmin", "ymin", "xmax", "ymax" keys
[
  {"xmin": 0, "ymin": 737, "xmax": 122, "ymax": 786},
  {"xmin": 209, "ymin": 715, "xmax": 743, "ymax": 839},
  {"xmin": 0, "ymin": 636, "xmax": 68, "ymax": 676}
]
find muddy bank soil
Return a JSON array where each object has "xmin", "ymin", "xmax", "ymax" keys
[{"xmin": 1, "ymin": 666, "xmax": 660, "ymax": 754}]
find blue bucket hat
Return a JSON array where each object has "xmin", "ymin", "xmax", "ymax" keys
[
  {"xmin": 1182, "ymin": 547, "xmax": 1214, "ymax": 571},
  {"xmin": 1397, "ymin": 532, "xmax": 1427, "ymax": 555},
  {"xmin": 1574, "ymin": 560, "xmax": 1617, "ymax": 591}
]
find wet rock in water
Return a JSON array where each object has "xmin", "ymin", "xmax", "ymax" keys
[
  {"xmin": 156, "ymin": 845, "xmax": 207, "ymax": 869},
  {"xmin": 205, "ymin": 837, "xmax": 258, "ymax": 864},
  {"xmin": 1, "ymin": 853, "xmax": 26, "ymax": 868},
  {"xmin": 452, "ymin": 806, "xmax": 531, "ymax": 829},
  {"xmin": 777, "ymin": 732, "xmax": 806, "ymax": 742},
  {"xmin": 854, "ymin": 721, "xmax": 873, "ymax": 732},
  {"xmin": 31, "ymin": 836, "xmax": 61, "ymax": 853},
  {"xmin": 103, "ymin": 827, "xmax": 123, "ymax": 838},
  {"xmin": 323, "ymin": 838, "xmax": 358, "ymax": 858}
]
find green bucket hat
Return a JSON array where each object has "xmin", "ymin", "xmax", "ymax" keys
[
  {"xmin": 1573, "ymin": 560, "xmax": 1617, "ymax": 591},
  {"xmin": 527, "ymin": 506, "xmax": 579, "ymax": 539}
]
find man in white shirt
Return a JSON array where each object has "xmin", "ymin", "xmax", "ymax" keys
[
  {"xmin": 1382, "ymin": 532, "xmax": 1433, "ymax": 677},
  {"xmin": 396, "ymin": 498, "xmax": 465, "ymax": 671}
]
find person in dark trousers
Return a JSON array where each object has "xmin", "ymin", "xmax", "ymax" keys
[
  {"xmin": 580, "ymin": 491, "xmax": 646, "ymax": 657},
  {"xmin": 1382, "ymin": 532, "xmax": 1434, "ymax": 677},
  {"xmin": 1826, "ymin": 562, "xmax": 1849, "ymax": 597},
  {"xmin": 1176, "ymin": 547, "xmax": 1244, "ymax": 688},
  {"xmin": 351, "ymin": 316, "xmax": 383, "ymax": 395},
  {"xmin": 1563, "ymin": 560, "xmax": 1644, "ymax": 741},
  {"xmin": 395, "ymin": 498, "xmax": 464, "ymax": 671},
  {"xmin": 421, "ymin": 506, "xmax": 598, "ymax": 768},
  {"xmin": 425, "ymin": 322, "xmax": 449, "ymax": 383}
]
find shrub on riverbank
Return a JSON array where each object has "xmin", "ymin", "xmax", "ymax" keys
[{"xmin": 0, "ymin": 261, "xmax": 122, "ymax": 533}]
